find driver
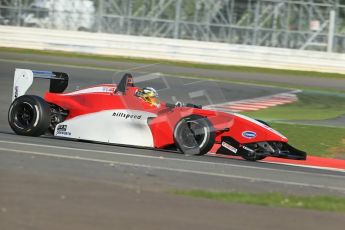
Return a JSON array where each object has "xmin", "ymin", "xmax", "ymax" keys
[{"xmin": 135, "ymin": 87, "xmax": 160, "ymax": 107}]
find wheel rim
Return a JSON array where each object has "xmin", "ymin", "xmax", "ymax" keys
[
  {"xmin": 180, "ymin": 120, "xmax": 208, "ymax": 149},
  {"xmin": 13, "ymin": 102, "xmax": 35, "ymax": 129}
]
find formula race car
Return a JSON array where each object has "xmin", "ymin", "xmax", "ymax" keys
[{"xmin": 8, "ymin": 69, "xmax": 306, "ymax": 161}]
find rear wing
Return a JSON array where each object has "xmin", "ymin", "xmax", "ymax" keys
[
  {"xmin": 114, "ymin": 73, "xmax": 134, "ymax": 95},
  {"xmin": 12, "ymin": 69, "xmax": 69, "ymax": 102}
]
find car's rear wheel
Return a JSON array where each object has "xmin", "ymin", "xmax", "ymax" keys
[
  {"xmin": 174, "ymin": 115, "xmax": 215, "ymax": 155},
  {"xmin": 8, "ymin": 95, "xmax": 51, "ymax": 136}
]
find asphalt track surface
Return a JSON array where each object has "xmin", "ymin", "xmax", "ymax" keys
[{"xmin": 1, "ymin": 52, "xmax": 345, "ymax": 229}]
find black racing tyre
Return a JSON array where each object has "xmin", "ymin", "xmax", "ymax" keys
[
  {"xmin": 174, "ymin": 115, "xmax": 215, "ymax": 155},
  {"xmin": 8, "ymin": 95, "xmax": 51, "ymax": 136}
]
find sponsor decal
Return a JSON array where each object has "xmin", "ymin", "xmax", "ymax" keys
[
  {"xmin": 57, "ymin": 125, "xmax": 67, "ymax": 131},
  {"xmin": 112, "ymin": 112, "xmax": 142, "ymax": 120},
  {"xmin": 102, "ymin": 87, "xmax": 115, "ymax": 92},
  {"xmin": 221, "ymin": 141, "xmax": 238, "ymax": 154},
  {"xmin": 14, "ymin": 86, "xmax": 19, "ymax": 99},
  {"xmin": 56, "ymin": 125, "xmax": 71, "ymax": 136},
  {"xmin": 242, "ymin": 145, "xmax": 255, "ymax": 153},
  {"xmin": 56, "ymin": 131, "xmax": 71, "ymax": 136},
  {"xmin": 242, "ymin": 131, "xmax": 256, "ymax": 139}
]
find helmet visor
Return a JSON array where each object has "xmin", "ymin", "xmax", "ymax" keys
[{"xmin": 147, "ymin": 97, "xmax": 160, "ymax": 106}]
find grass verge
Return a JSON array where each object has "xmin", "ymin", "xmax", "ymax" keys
[
  {"xmin": 241, "ymin": 91, "xmax": 345, "ymax": 157},
  {"xmin": 242, "ymin": 91, "xmax": 345, "ymax": 121},
  {"xmin": 2, "ymin": 46, "xmax": 345, "ymax": 80},
  {"xmin": 174, "ymin": 190, "xmax": 345, "ymax": 213},
  {"xmin": 270, "ymin": 123, "xmax": 345, "ymax": 157}
]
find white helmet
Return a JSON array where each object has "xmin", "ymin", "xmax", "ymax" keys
[{"xmin": 136, "ymin": 87, "xmax": 160, "ymax": 107}]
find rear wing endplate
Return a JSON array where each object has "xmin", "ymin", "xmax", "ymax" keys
[
  {"xmin": 12, "ymin": 69, "xmax": 69, "ymax": 101},
  {"xmin": 114, "ymin": 73, "xmax": 134, "ymax": 95}
]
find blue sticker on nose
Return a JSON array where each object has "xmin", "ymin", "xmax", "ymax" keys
[{"xmin": 242, "ymin": 131, "xmax": 256, "ymax": 139}]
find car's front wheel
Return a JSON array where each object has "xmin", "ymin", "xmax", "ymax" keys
[
  {"xmin": 174, "ymin": 115, "xmax": 215, "ymax": 155},
  {"xmin": 8, "ymin": 95, "xmax": 51, "ymax": 136}
]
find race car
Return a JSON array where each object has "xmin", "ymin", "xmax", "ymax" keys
[{"xmin": 8, "ymin": 69, "xmax": 306, "ymax": 161}]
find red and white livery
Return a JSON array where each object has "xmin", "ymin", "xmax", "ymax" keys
[{"xmin": 8, "ymin": 69, "xmax": 306, "ymax": 161}]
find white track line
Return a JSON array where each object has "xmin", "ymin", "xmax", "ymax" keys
[
  {"xmin": 1, "ymin": 146, "xmax": 345, "ymax": 192},
  {"xmin": 0, "ymin": 140, "xmax": 344, "ymax": 177},
  {"xmin": 135, "ymin": 73, "xmax": 162, "ymax": 83},
  {"xmin": 208, "ymin": 153, "xmax": 345, "ymax": 173},
  {"xmin": 261, "ymin": 160, "xmax": 345, "ymax": 173},
  {"xmin": 183, "ymin": 80, "xmax": 205, "ymax": 86}
]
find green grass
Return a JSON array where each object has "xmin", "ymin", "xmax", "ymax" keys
[
  {"xmin": 241, "ymin": 91, "xmax": 345, "ymax": 157},
  {"xmin": 242, "ymin": 91, "xmax": 345, "ymax": 121},
  {"xmin": 174, "ymin": 190, "xmax": 345, "ymax": 213},
  {"xmin": 2, "ymin": 46, "xmax": 345, "ymax": 80},
  {"xmin": 270, "ymin": 123, "xmax": 345, "ymax": 157}
]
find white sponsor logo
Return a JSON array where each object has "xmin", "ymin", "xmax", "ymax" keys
[
  {"xmin": 14, "ymin": 86, "xmax": 19, "ymax": 99},
  {"xmin": 222, "ymin": 142, "xmax": 238, "ymax": 154},
  {"xmin": 242, "ymin": 145, "xmax": 254, "ymax": 153},
  {"xmin": 56, "ymin": 125, "xmax": 71, "ymax": 136},
  {"xmin": 56, "ymin": 131, "xmax": 72, "ymax": 136},
  {"xmin": 242, "ymin": 131, "xmax": 256, "ymax": 139}
]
